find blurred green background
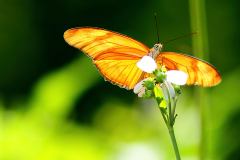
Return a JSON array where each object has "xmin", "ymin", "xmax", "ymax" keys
[{"xmin": 0, "ymin": 0, "xmax": 239, "ymax": 159}]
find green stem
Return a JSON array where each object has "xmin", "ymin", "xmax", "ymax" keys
[
  {"xmin": 159, "ymin": 107, "xmax": 181, "ymax": 160},
  {"xmin": 156, "ymin": 83, "xmax": 181, "ymax": 160},
  {"xmin": 168, "ymin": 126, "xmax": 181, "ymax": 160},
  {"xmin": 164, "ymin": 82, "xmax": 173, "ymax": 125},
  {"xmin": 172, "ymin": 98, "xmax": 177, "ymax": 121}
]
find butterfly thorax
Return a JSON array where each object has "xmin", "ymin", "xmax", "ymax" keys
[{"xmin": 148, "ymin": 43, "xmax": 163, "ymax": 60}]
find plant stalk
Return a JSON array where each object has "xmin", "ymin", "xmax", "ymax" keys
[
  {"xmin": 189, "ymin": 0, "xmax": 210, "ymax": 159},
  {"xmin": 168, "ymin": 126, "xmax": 181, "ymax": 160},
  {"xmin": 156, "ymin": 83, "xmax": 181, "ymax": 160}
]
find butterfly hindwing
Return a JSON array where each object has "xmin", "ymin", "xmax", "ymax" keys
[
  {"xmin": 95, "ymin": 59, "xmax": 144, "ymax": 89},
  {"xmin": 156, "ymin": 52, "xmax": 221, "ymax": 87}
]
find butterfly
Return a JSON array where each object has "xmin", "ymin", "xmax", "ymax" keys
[{"xmin": 63, "ymin": 27, "xmax": 221, "ymax": 89}]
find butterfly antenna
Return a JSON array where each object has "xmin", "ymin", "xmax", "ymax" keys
[
  {"xmin": 154, "ymin": 13, "xmax": 160, "ymax": 43},
  {"xmin": 163, "ymin": 32, "xmax": 198, "ymax": 44}
]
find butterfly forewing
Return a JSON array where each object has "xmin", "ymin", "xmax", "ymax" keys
[{"xmin": 64, "ymin": 27, "xmax": 150, "ymax": 89}]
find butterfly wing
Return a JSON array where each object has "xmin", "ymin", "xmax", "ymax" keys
[
  {"xmin": 156, "ymin": 52, "xmax": 221, "ymax": 87},
  {"xmin": 64, "ymin": 27, "xmax": 150, "ymax": 89}
]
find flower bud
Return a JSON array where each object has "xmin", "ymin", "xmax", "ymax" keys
[
  {"xmin": 153, "ymin": 69, "xmax": 166, "ymax": 83},
  {"xmin": 143, "ymin": 90, "xmax": 154, "ymax": 98},
  {"xmin": 173, "ymin": 84, "xmax": 182, "ymax": 95},
  {"xmin": 143, "ymin": 80, "xmax": 155, "ymax": 90}
]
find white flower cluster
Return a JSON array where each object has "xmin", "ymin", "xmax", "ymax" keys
[{"xmin": 134, "ymin": 56, "xmax": 188, "ymax": 98}]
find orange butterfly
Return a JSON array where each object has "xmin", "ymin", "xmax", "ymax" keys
[{"xmin": 63, "ymin": 27, "xmax": 221, "ymax": 89}]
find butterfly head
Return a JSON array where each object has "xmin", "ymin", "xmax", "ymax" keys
[
  {"xmin": 149, "ymin": 43, "xmax": 163, "ymax": 59},
  {"xmin": 153, "ymin": 43, "xmax": 163, "ymax": 52}
]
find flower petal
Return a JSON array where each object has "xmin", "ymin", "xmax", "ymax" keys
[
  {"xmin": 133, "ymin": 79, "xmax": 144, "ymax": 94},
  {"xmin": 138, "ymin": 88, "xmax": 146, "ymax": 97},
  {"xmin": 161, "ymin": 81, "xmax": 175, "ymax": 100},
  {"xmin": 137, "ymin": 56, "xmax": 157, "ymax": 73},
  {"xmin": 166, "ymin": 70, "xmax": 188, "ymax": 85}
]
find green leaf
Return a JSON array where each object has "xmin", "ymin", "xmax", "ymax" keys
[
  {"xmin": 153, "ymin": 86, "xmax": 167, "ymax": 108},
  {"xmin": 153, "ymin": 86, "xmax": 163, "ymax": 98},
  {"xmin": 160, "ymin": 99, "xmax": 167, "ymax": 108}
]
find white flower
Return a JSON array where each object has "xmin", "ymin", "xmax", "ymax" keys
[
  {"xmin": 161, "ymin": 70, "xmax": 187, "ymax": 99},
  {"xmin": 166, "ymin": 70, "xmax": 188, "ymax": 85},
  {"xmin": 137, "ymin": 56, "xmax": 157, "ymax": 73}
]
